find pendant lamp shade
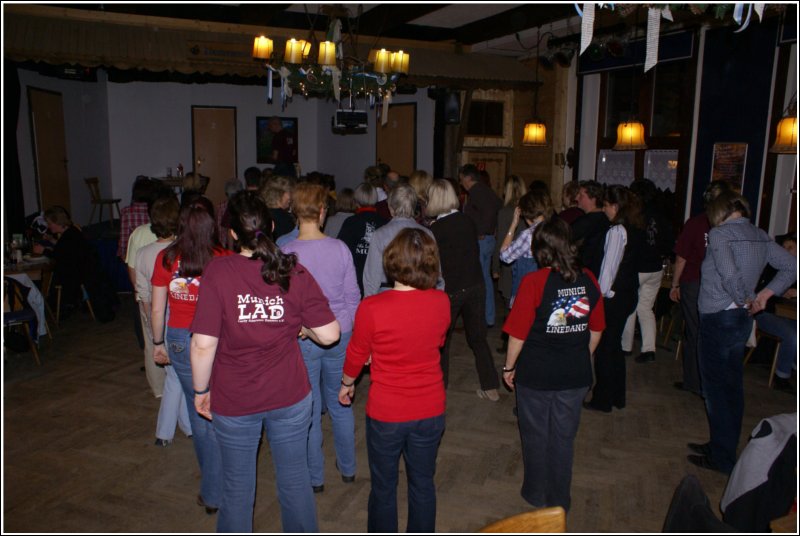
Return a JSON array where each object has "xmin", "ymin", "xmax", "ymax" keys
[
  {"xmin": 769, "ymin": 115, "xmax": 798, "ymax": 154},
  {"xmin": 613, "ymin": 120, "xmax": 648, "ymax": 150},
  {"xmin": 523, "ymin": 120, "xmax": 547, "ymax": 146},
  {"xmin": 253, "ymin": 36, "xmax": 273, "ymax": 60}
]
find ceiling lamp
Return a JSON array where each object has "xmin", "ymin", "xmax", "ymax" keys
[
  {"xmin": 614, "ymin": 121, "xmax": 648, "ymax": 150},
  {"xmin": 769, "ymin": 94, "xmax": 797, "ymax": 154},
  {"xmin": 522, "ymin": 30, "xmax": 552, "ymax": 147},
  {"xmin": 614, "ymin": 8, "xmax": 647, "ymax": 151},
  {"xmin": 251, "ymin": 13, "xmax": 410, "ymax": 109}
]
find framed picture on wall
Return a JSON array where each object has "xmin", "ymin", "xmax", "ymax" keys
[
  {"xmin": 711, "ymin": 142, "xmax": 747, "ymax": 189},
  {"xmin": 256, "ymin": 116, "xmax": 299, "ymax": 164}
]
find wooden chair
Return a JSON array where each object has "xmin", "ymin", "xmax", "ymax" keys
[
  {"xmin": 4, "ymin": 277, "xmax": 41, "ymax": 365},
  {"xmin": 84, "ymin": 177, "xmax": 121, "ymax": 228},
  {"xmin": 479, "ymin": 506, "xmax": 566, "ymax": 533},
  {"xmin": 52, "ymin": 283, "xmax": 96, "ymax": 325},
  {"xmin": 743, "ymin": 329, "xmax": 782, "ymax": 388}
]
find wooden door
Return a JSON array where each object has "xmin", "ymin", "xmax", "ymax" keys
[
  {"xmin": 28, "ymin": 88, "xmax": 70, "ymax": 213},
  {"xmin": 376, "ymin": 103, "xmax": 416, "ymax": 177},
  {"xmin": 462, "ymin": 150, "xmax": 508, "ymax": 197},
  {"xmin": 192, "ymin": 106, "xmax": 237, "ymax": 206}
]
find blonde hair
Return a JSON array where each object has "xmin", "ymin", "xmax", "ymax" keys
[
  {"xmin": 503, "ymin": 175, "xmax": 527, "ymax": 207},
  {"xmin": 408, "ymin": 170, "xmax": 433, "ymax": 202},
  {"xmin": 425, "ymin": 179, "xmax": 460, "ymax": 218}
]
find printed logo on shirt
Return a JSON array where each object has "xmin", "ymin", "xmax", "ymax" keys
[
  {"xmin": 546, "ymin": 286, "xmax": 590, "ymax": 334},
  {"xmin": 237, "ymin": 293, "xmax": 285, "ymax": 323},
  {"xmin": 169, "ymin": 274, "xmax": 201, "ymax": 302},
  {"xmin": 356, "ymin": 223, "xmax": 376, "ymax": 256}
]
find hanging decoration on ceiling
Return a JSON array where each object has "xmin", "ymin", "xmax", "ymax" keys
[
  {"xmin": 574, "ymin": 3, "xmax": 777, "ymax": 71},
  {"xmin": 252, "ymin": 11, "xmax": 410, "ymax": 113}
]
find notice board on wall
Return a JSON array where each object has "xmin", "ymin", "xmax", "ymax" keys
[{"xmin": 711, "ymin": 143, "xmax": 747, "ymax": 189}]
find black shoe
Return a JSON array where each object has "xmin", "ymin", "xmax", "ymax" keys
[
  {"xmin": 196, "ymin": 495, "xmax": 218, "ymax": 515},
  {"xmin": 687, "ymin": 454, "xmax": 729, "ymax": 475},
  {"xmin": 154, "ymin": 438, "xmax": 172, "ymax": 447},
  {"xmin": 622, "ymin": 350, "xmax": 632, "ymax": 357},
  {"xmin": 635, "ymin": 351, "xmax": 656, "ymax": 363},
  {"xmin": 773, "ymin": 376, "xmax": 795, "ymax": 393},
  {"xmin": 312, "ymin": 485, "xmax": 324, "ymax": 493},
  {"xmin": 582, "ymin": 400, "xmax": 612, "ymax": 413},
  {"xmin": 687, "ymin": 442, "xmax": 711, "ymax": 456},
  {"xmin": 335, "ymin": 461, "xmax": 355, "ymax": 483}
]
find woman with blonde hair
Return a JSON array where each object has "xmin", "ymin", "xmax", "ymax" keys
[
  {"xmin": 427, "ymin": 179, "xmax": 501, "ymax": 401},
  {"xmin": 281, "ymin": 182, "xmax": 361, "ymax": 492},
  {"xmin": 494, "ymin": 175, "xmax": 528, "ymax": 309},
  {"xmin": 408, "ymin": 169, "xmax": 433, "ymax": 225}
]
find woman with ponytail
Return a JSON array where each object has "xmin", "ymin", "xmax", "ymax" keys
[
  {"xmin": 151, "ymin": 195, "xmax": 231, "ymax": 517},
  {"xmin": 501, "ymin": 216, "xmax": 605, "ymax": 511},
  {"xmin": 189, "ymin": 190, "xmax": 339, "ymax": 533}
]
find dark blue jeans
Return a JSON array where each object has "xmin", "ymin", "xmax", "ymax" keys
[
  {"xmin": 698, "ymin": 308, "xmax": 752, "ymax": 474},
  {"xmin": 366, "ymin": 414, "xmax": 445, "ymax": 533}
]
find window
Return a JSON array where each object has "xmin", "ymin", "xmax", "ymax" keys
[
  {"xmin": 604, "ymin": 68, "xmax": 635, "ymax": 137},
  {"xmin": 650, "ymin": 62, "xmax": 684, "ymax": 137},
  {"xmin": 466, "ymin": 100, "xmax": 504, "ymax": 137}
]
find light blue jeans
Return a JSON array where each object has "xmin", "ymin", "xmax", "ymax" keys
[
  {"xmin": 155, "ymin": 364, "xmax": 192, "ymax": 440},
  {"xmin": 299, "ymin": 331, "xmax": 356, "ymax": 485},
  {"xmin": 213, "ymin": 392, "xmax": 317, "ymax": 533},
  {"xmin": 167, "ymin": 327, "xmax": 222, "ymax": 508},
  {"xmin": 478, "ymin": 236, "xmax": 496, "ymax": 326}
]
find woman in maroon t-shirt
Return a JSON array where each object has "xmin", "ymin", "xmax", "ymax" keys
[
  {"xmin": 339, "ymin": 228, "xmax": 450, "ymax": 533},
  {"xmin": 190, "ymin": 191, "xmax": 339, "ymax": 533}
]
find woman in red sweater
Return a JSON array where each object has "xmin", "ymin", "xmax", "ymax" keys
[{"xmin": 339, "ymin": 228, "xmax": 450, "ymax": 533}]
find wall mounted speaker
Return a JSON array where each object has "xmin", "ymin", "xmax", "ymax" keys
[{"xmin": 444, "ymin": 91, "xmax": 461, "ymax": 124}]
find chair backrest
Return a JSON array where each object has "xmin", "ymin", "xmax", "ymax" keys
[
  {"xmin": 479, "ymin": 507, "xmax": 566, "ymax": 533},
  {"xmin": 84, "ymin": 177, "xmax": 101, "ymax": 202},
  {"xmin": 4, "ymin": 277, "xmax": 31, "ymax": 313}
]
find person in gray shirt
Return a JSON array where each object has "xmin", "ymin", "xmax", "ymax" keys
[
  {"xmin": 687, "ymin": 190, "xmax": 795, "ymax": 475},
  {"xmin": 363, "ymin": 184, "xmax": 442, "ymax": 297}
]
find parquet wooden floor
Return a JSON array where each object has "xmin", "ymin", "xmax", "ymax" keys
[{"xmin": 3, "ymin": 294, "xmax": 796, "ymax": 533}]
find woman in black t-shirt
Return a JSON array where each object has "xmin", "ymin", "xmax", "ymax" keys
[{"xmin": 502, "ymin": 217, "xmax": 605, "ymax": 511}]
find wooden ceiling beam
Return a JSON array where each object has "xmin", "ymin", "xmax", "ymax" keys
[{"xmin": 452, "ymin": 4, "xmax": 576, "ymax": 45}]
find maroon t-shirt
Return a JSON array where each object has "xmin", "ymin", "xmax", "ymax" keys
[
  {"xmin": 673, "ymin": 213, "xmax": 710, "ymax": 284},
  {"xmin": 191, "ymin": 254, "xmax": 335, "ymax": 417}
]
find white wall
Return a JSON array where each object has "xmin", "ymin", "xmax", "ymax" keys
[
  {"xmin": 16, "ymin": 67, "xmax": 437, "ymax": 223},
  {"xmin": 16, "ymin": 68, "xmax": 112, "ymax": 225},
  {"xmin": 314, "ymin": 92, "xmax": 436, "ymax": 191},
  {"xmin": 578, "ymin": 73, "xmax": 601, "ymax": 181}
]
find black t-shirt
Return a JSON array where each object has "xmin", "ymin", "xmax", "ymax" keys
[
  {"xmin": 430, "ymin": 212, "xmax": 483, "ymax": 293},
  {"xmin": 269, "ymin": 208, "xmax": 295, "ymax": 241},
  {"xmin": 572, "ymin": 211, "xmax": 611, "ymax": 279},
  {"xmin": 337, "ymin": 209, "xmax": 387, "ymax": 297},
  {"xmin": 503, "ymin": 268, "xmax": 605, "ymax": 390}
]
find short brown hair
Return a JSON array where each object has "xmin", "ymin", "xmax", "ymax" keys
[
  {"xmin": 44, "ymin": 206, "xmax": 72, "ymax": 228},
  {"xmin": 518, "ymin": 189, "xmax": 554, "ymax": 222},
  {"xmin": 291, "ymin": 182, "xmax": 328, "ymax": 222},
  {"xmin": 383, "ymin": 228, "xmax": 440, "ymax": 290},
  {"xmin": 149, "ymin": 196, "xmax": 180, "ymax": 238}
]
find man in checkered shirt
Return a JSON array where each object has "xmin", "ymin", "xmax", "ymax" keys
[{"xmin": 117, "ymin": 177, "xmax": 154, "ymax": 260}]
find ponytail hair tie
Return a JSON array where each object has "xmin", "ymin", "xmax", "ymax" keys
[{"xmin": 255, "ymin": 230, "xmax": 266, "ymax": 240}]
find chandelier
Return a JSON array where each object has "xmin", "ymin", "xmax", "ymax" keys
[{"xmin": 251, "ymin": 13, "xmax": 410, "ymax": 111}]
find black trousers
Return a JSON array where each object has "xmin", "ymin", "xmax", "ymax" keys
[
  {"xmin": 440, "ymin": 283, "xmax": 500, "ymax": 390},
  {"xmin": 679, "ymin": 280, "xmax": 702, "ymax": 394},
  {"xmin": 590, "ymin": 289, "xmax": 637, "ymax": 411}
]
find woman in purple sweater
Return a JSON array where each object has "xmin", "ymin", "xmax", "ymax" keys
[{"xmin": 281, "ymin": 182, "xmax": 361, "ymax": 492}]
